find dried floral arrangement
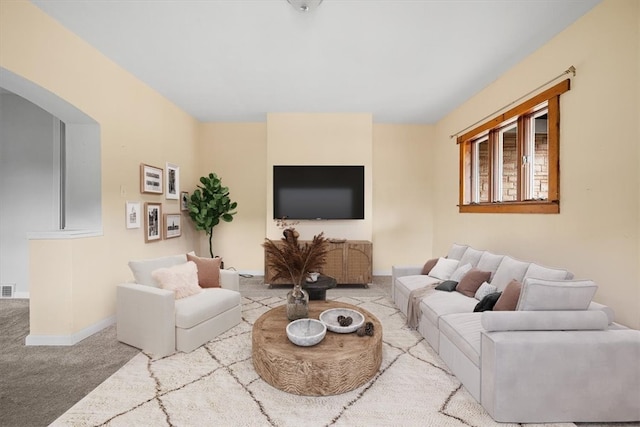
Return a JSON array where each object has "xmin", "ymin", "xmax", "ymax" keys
[{"xmin": 262, "ymin": 228, "xmax": 328, "ymax": 286}]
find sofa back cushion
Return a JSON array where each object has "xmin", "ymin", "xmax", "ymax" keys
[
  {"xmin": 516, "ymin": 278, "xmax": 597, "ymax": 311},
  {"xmin": 490, "ymin": 256, "xmax": 530, "ymax": 292},
  {"xmin": 446, "ymin": 244, "xmax": 468, "ymax": 261},
  {"xmin": 476, "ymin": 252, "xmax": 504, "ymax": 280},
  {"xmin": 458, "ymin": 247, "xmax": 484, "ymax": 268},
  {"xmin": 523, "ymin": 263, "xmax": 573, "ymax": 281},
  {"xmin": 129, "ymin": 253, "xmax": 188, "ymax": 287}
]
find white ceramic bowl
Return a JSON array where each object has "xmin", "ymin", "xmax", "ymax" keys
[
  {"xmin": 286, "ymin": 318, "xmax": 327, "ymax": 346},
  {"xmin": 319, "ymin": 308, "xmax": 365, "ymax": 333}
]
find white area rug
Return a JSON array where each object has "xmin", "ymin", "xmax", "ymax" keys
[{"xmin": 51, "ymin": 295, "xmax": 576, "ymax": 427}]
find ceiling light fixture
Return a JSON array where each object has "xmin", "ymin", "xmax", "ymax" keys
[{"xmin": 287, "ymin": 0, "xmax": 323, "ymax": 13}]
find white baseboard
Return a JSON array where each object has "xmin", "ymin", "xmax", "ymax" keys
[
  {"xmin": 25, "ymin": 315, "xmax": 116, "ymax": 346},
  {"xmin": 13, "ymin": 291, "xmax": 30, "ymax": 299}
]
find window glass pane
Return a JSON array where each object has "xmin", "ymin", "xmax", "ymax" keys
[
  {"xmin": 477, "ymin": 138, "xmax": 490, "ymax": 203},
  {"xmin": 500, "ymin": 124, "xmax": 518, "ymax": 201},
  {"xmin": 532, "ymin": 112, "xmax": 548, "ymax": 200}
]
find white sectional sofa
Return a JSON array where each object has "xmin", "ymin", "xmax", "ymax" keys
[{"xmin": 392, "ymin": 244, "xmax": 640, "ymax": 423}]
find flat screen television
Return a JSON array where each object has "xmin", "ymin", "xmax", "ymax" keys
[{"xmin": 273, "ymin": 165, "xmax": 365, "ymax": 220}]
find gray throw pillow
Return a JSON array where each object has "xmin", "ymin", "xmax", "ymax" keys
[{"xmin": 435, "ymin": 280, "xmax": 458, "ymax": 292}]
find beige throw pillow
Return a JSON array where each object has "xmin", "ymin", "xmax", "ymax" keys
[
  {"xmin": 493, "ymin": 279, "xmax": 522, "ymax": 311},
  {"xmin": 186, "ymin": 253, "xmax": 222, "ymax": 288},
  {"xmin": 455, "ymin": 268, "xmax": 491, "ymax": 297},
  {"xmin": 151, "ymin": 261, "xmax": 202, "ymax": 299}
]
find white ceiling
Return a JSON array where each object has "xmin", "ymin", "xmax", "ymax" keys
[{"xmin": 29, "ymin": 0, "xmax": 600, "ymax": 124}]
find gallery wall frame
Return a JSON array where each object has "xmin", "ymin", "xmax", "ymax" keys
[
  {"xmin": 180, "ymin": 191, "xmax": 189, "ymax": 211},
  {"xmin": 166, "ymin": 163, "xmax": 180, "ymax": 200},
  {"xmin": 144, "ymin": 202, "xmax": 162, "ymax": 243},
  {"xmin": 140, "ymin": 163, "xmax": 163, "ymax": 194},
  {"xmin": 164, "ymin": 213, "xmax": 182, "ymax": 239},
  {"xmin": 125, "ymin": 201, "xmax": 141, "ymax": 229}
]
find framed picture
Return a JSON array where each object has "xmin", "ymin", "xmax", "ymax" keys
[
  {"xmin": 144, "ymin": 202, "xmax": 162, "ymax": 242},
  {"xmin": 164, "ymin": 213, "xmax": 182, "ymax": 239},
  {"xmin": 125, "ymin": 201, "xmax": 141, "ymax": 229},
  {"xmin": 180, "ymin": 191, "xmax": 189, "ymax": 211},
  {"xmin": 140, "ymin": 163, "xmax": 163, "ymax": 194},
  {"xmin": 165, "ymin": 163, "xmax": 180, "ymax": 200}
]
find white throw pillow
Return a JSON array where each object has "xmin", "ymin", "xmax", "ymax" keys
[
  {"xmin": 516, "ymin": 278, "xmax": 597, "ymax": 311},
  {"xmin": 152, "ymin": 261, "xmax": 202, "ymax": 299},
  {"xmin": 450, "ymin": 263, "xmax": 472, "ymax": 282},
  {"xmin": 475, "ymin": 281, "xmax": 498, "ymax": 300},
  {"xmin": 429, "ymin": 258, "xmax": 460, "ymax": 280}
]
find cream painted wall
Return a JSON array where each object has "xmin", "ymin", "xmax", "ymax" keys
[
  {"xmin": 432, "ymin": 0, "xmax": 640, "ymax": 329},
  {"xmin": 0, "ymin": 1, "xmax": 201, "ymax": 337},
  {"xmin": 266, "ymin": 113, "xmax": 373, "ymax": 242},
  {"xmin": 372, "ymin": 124, "xmax": 434, "ymax": 271},
  {"xmin": 197, "ymin": 123, "xmax": 267, "ymax": 272}
]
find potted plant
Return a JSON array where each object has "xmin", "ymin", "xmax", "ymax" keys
[
  {"xmin": 187, "ymin": 173, "xmax": 238, "ymax": 258},
  {"xmin": 263, "ymin": 228, "xmax": 328, "ymax": 320}
]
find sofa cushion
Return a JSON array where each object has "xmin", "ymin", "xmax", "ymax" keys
[
  {"xmin": 429, "ymin": 258, "xmax": 460, "ymax": 280},
  {"xmin": 450, "ymin": 263, "xmax": 472, "ymax": 282},
  {"xmin": 187, "ymin": 253, "xmax": 222, "ymax": 288},
  {"xmin": 152, "ymin": 261, "xmax": 202, "ymax": 299},
  {"xmin": 516, "ymin": 278, "xmax": 598, "ymax": 311},
  {"xmin": 174, "ymin": 287, "xmax": 241, "ymax": 329},
  {"xmin": 524, "ymin": 263, "xmax": 573, "ymax": 281},
  {"xmin": 491, "ymin": 256, "xmax": 530, "ymax": 291},
  {"xmin": 395, "ymin": 275, "xmax": 442, "ymax": 298},
  {"xmin": 419, "ymin": 291, "xmax": 478, "ymax": 326},
  {"xmin": 436, "ymin": 280, "xmax": 458, "ymax": 292},
  {"xmin": 476, "ymin": 252, "xmax": 504, "ymax": 280},
  {"xmin": 439, "ymin": 313, "xmax": 483, "ymax": 367},
  {"xmin": 446, "ymin": 244, "xmax": 468, "ymax": 260},
  {"xmin": 475, "ymin": 281, "xmax": 498, "ymax": 300},
  {"xmin": 456, "ymin": 269, "xmax": 491, "ymax": 297},
  {"xmin": 494, "ymin": 279, "xmax": 522, "ymax": 311},
  {"xmin": 458, "ymin": 247, "xmax": 484, "ymax": 268},
  {"xmin": 421, "ymin": 258, "xmax": 439, "ymax": 275},
  {"xmin": 129, "ymin": 253, "xmax": 188, "ymax": 287}
]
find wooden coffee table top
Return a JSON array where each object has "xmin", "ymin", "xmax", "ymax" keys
[{"xmin": 252, "ymin": 300, "xmax": 382, "ymax": 396}]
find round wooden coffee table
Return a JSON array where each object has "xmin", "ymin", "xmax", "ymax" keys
[{"xmin": 252, "ymin": 300, "xmax": 382, "ymax": 396}]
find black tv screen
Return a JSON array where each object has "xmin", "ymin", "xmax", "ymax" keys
[{"xmin": 273, "ymin": 165, "xmax": 365, "ymax": 220}]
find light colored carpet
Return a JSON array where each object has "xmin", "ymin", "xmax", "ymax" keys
[{"xmin": 50, "ymin": 292, "xmax": 576, "ymax": 427}]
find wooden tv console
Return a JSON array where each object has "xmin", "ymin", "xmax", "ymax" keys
[{"xmin": 264, "ymin": 240, "xmax": 372, "ymax": 285}]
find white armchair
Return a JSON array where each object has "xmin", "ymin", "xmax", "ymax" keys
[{"xmin": 116, "ymin": 253, "xmax": 242, "ymax": 358}]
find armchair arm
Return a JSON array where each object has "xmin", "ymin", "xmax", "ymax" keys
[
  {"xmin": 220, "ymin": 269, "xmax": 240, "ymax": 292},
  {"xmin": 116, "ymin": 283, "xmax": 176, "ymax": 358}
]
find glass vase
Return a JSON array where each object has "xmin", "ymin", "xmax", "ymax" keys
[{"xmin": 286, "ymin": 283, "xmax": 309, "ymax": 321}]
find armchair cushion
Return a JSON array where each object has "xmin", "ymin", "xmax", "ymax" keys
[
  {"xmin": 187, "ymin": 253, "xmax": 222, "ymax": 288},
  {"xmin": 175, "ymin": 288, "xmax": 241, "ymax": 329}
]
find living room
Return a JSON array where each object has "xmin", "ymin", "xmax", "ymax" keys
[
  {"xmin": 1, "ymin": 0, "xmax": 638, "ymax": 343},
  {"xmin": 0, "ymin": 0, "xmax": 639, "ymax": 423}
]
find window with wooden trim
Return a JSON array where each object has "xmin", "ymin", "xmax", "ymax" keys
[{"xmin": 458, "ymin": 79, "xmax": 570, "ymax": 214}]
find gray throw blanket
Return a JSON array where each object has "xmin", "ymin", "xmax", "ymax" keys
[{"xmin": 406, "ymin": 283, "xmax": 439, "ymax": 329}]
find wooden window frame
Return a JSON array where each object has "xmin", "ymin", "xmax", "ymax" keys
[{"xmin": 457, "ymin": 79, "xmax": 569, "ymax": 214}]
